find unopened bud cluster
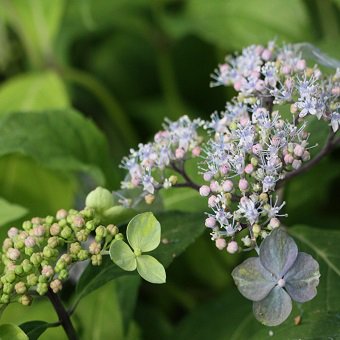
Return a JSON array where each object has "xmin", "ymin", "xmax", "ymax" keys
[
  {"xmin": 0, "ymin": 208, "xmax": 118, "ymax": 305},
  {"xmin": 120, "ymin": 115, "xmax": 204, "ymax": 205}
]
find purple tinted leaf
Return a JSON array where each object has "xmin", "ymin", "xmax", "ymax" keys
[
  {"xmin": 232, "ymin": 257, "xmax": 276, "ymax": 301},
  {"xmin": 284, "ymin": 252, "xmax": 320, "ymax": 303},
  {"xmin": 253, "ymin": 286, "xmax": 292, "ymax": 326},
  {"xmin": 260, "ymin": 228, "xmax": 298, "ymax": 278}
]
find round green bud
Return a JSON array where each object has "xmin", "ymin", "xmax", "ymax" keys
[
  {"xmin": 19, "ymin": 294, "xmax": 32, "ymax": 306},
  {"xmin": 78, "ymin": 249, "xmax": 89, "ymax": 261},
  {"xmin": 45, "ymin": 216, "xmax": 54, "ymax": 225},
  {"xmin": 15, "ymin": 265, "xmax": 23, "ymax": 275},
  {"xmin": 24, "ymin": 248, "xmax": 34, "ymax": 256},
  {"xmin": 115, "ymin": 233, "xmax": 124, "ymax": 241},
  {"xmin": 76, "ymin": 230, "xmax": 88, "ymax": 242},
  {"xmin": 58, "ymin": 269, "xmax": 69, "ymax": 281},
  {"xmin": 107, "ymin": 224, "xmax": 118, "ymax": 236},
  {"xmin": 250, "ymin": 157, "xmax": 258, "ymax": 167},
  {"xmin": 14, "ymin": 240, "xmax": 25, "ymax": 249},
  {"xmin": 5, "ymin": 271, "xmax": 16, "ymax": 283},
  {"xmin": 85, "ymin": 187, "xmax": 114, "ymax": 213},
  {"xmin": 0, "ymin": 294, "xmax": 10, "ymax": 304},
  {"xmin": 70, "ymin": 242, "xmax": 81, "ymax": 255},
  {"xmin": 82, "ymin": 208, "xmax": 95, "ymax": 219},
  {"xmin": 26, "ymin": 274, "xmax": 38, "ymax": 286},
  {"xmin": 22, "ymin": 259, "xmax": 33, "ymax": 273},
  {"xmin": 60, "ymin": 226, "xmax": 72, "ymax": 239},
  {"xmin": 91, "ymin": 254, "xmax": 102, "ymax": 266},
  {"xmin": 58, "ymin": 219, "xmax": 67, "ymax": 227},
  {"xmin": 60, "ymin": 254, "xmax": 72, "ymax": 265},
  {"xmin": 50, "ymin": 279, "xmax": 62, "ymax": 293},
  {"xmin": 47, "ymin": 237, "xmax": 59, "ymax": 249},
  {"xmin": 36, "ymin": 282, "xmax": 48, "ymax": 296},
  {"xmin": 30, "ymin": 253, "xmax": 43, "ymax": 266},
  {"xmin": 86, "ymin": 221, "xmax": 96, "ymax": 231},
  {"xmin": 38, "ymin": 275, "xmax": 48, "ymax": 283},
  {"xmin": 3, "ymin": 282, "xmax": 13, "ymax": 294},
  {"xmin": 22, "ymin": 221, "xmax": 32, "ymax": 231}
]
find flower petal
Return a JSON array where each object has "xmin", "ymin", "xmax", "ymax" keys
[
  {"xmin": 253, "ymin": 286, "xmax": 292, "ymax": 326},
  {"xmin": 232, "ymin": 257, "xmax": 276, "ymax": 301},
  {"xmin": 260, "ymin": 228, "xmax": 298, "ymax": 278},
  {"xmin": 284, "ymin": 252, "xmax": 320, "ymax": 303}
]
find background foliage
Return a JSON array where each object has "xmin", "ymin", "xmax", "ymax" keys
[{"xmin": 0, "ymin": 0, "xmax": 339, "ymax": 339}]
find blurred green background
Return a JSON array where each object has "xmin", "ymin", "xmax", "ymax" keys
[{"xmin": 0, "ymin": 0, "xmax": 339, "ymax": 339}]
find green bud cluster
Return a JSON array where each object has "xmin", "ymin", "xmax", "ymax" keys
[{"xmin": 0, "ymin": 208, "xmax": 119, "ymax": 306}]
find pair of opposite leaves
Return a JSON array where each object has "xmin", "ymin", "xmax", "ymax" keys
[{"xmin": 109, "ymin": 212, "xmax": 166, "ymax": 284}]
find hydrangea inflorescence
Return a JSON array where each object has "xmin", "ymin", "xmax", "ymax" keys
[
  {"xmin": 119, "ymin": 41, "xmax": 339, "ymax": 326},
  {"xmin": 0, "ymin": 206, "xmax": 118, "ymax": 305}
]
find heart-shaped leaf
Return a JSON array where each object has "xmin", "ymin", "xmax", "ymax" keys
[
  {"xmin": 109, "ymin": 240, "xmax": 137, "ymax": 271},
  {"xmin": 127, "ymin": 212, "xmax": 161, "ymax": 253},
  {"xmin": 136, "ymin": 255, "xmax": 166, "ymax": 284}
]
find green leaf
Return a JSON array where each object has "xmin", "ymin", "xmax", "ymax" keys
[
  {"xmin": 2, "ymin": 0, "xmax": 66, "ymax": 67},
  {"xmin": 109, "ymin": 240, "xmax": 137, "ymax": 272},
  {"xmin": 0, "ymin": 154, "xmax": 76, "ymax": 222},
  {"xmin": 0, "ymin": 109, "xmax": 111, "ymax": 184},
  {"xmin": 76, "ymin": 257, "xmax": 132, "ymax": 302},
  {"xmin": 162, "ymin": 0, "xmax": 313, "ymax": 49},
  {"xmin": 151, "ymin": 212, "xmax": 205, "ymax": 267},
  {"xmin": 127, "ymin": 212, "xmax": 161, "ymax": 253},
  {"xmin": 72, "ymin": 281, "xmax": 125, "ymax": 340},
  {"xmin": 0, "ymin": 324, "xmax": 28, "ymax": 340},
  {"xmin": 0, "ymin": 72, "xmax": 69, "ymax": 113},
  {"xmin": 0, "ymin": 198, "xmax": 27, "ymax": 226},
  {"xmin": 19, "ymin": 321, "xmax": 49, "ymax": 340},
  {"xmin": 136, "ymin": 255, "xmax": 166, "ymax": 284}
]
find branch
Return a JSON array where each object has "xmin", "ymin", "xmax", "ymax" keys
[
  {"xmin": 47, "ymin": 288, "xmax": 78, "ymax": 340},
  {"xmin": 277, "ymin": 133, "xmax": 340, "ymax": 188},
  {"xmin": 170, "ymin": 162, "xmax": 201, "ymax": 191}
]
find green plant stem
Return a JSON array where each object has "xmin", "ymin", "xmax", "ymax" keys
[
  {"xmin": 61, "ymin": 67, "xmax": 137, "ymax": 146},
  {"xmin": 47, "ymin": 288, "xmax": 78, "ymax": 340}
]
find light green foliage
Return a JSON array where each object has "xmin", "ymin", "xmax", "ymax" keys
[
  {"xmin": 0, "ymin": 198, "xmax": 27, "ymax": 226},
  {"xmin": 0, "ymin": 323, "xmax": 28, "ymax": 340},
  {"xmin": 0, "ymin": 72, "xmax": 69, "ymax": 113},
  {"xmin": 109, "ymin": 212, "xmax": 166, "ymax": 284}
]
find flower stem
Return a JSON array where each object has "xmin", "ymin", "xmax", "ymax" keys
[{"xmin": 47, "ymin": 288, "xmax": 78, "ymax": 340}]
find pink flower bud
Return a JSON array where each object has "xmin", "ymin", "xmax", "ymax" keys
[
  {"xmin": 50, "ymin": 279, "xmax": 62, "ymax": 293},
  {"xmin": 219, "ymin": 164, "xmax": 229, "ymax": 175},
  {"xmin": 33, "ymin": 225, "xmax": 45, "ymax": 237},
  {"xmin": 210, "ymin": 180, "xmax": 220, "ymax": 192},
  {"xmin": 252, "ymin": 144, "xmax": 262, "ymax": 154},
  {"xmin": 239, "ymin": 117, "xmax": 250, "ymax": 126},
  {"xmin": 215, "ymin": 238, "xmax": 227, "ymax": 250},
  {"xmin": 227, "ymin": 241, "xmax": 238, "ymax": 254},
  {"xmin": 203, "ymin": 172, "xmax": 213, "ymax": 181},
  {"xmin": 175, "ymin": 148, "xmax": 185, "ymax": 159},
  {"xmin": 331, "ymin": 87, "xmax": 340, "ymax": 96},
  {"xmin": 244, "ymin": 164, "xmax": 254, "ymax": 174},
  {"xmin": 269, "ymin": 218, "xmax": 280, "ymax": 229},
  {"xmin": 284, "ymin": 154, "xmax": 294, "ymax": 164},
  {"xmin": 292, "ymin": 159, "xmax": 302, "ymax": 170},
  {"xmin": 56, "ymin": 209, "xmax": 68, "ymax": 220},
  {"xmin": 50, "ymin": 223, "xmax": 61, "ymax": 236},
  {"xmin": 199, "ymin": 185, "xmax": 210, "ymax": 197},
  {"xmin": 222, "ymin": 180, "xmax": 233, "ymax": 192},
  {"xmin": 192, "ymin": 146, "xmax": 201, "ymax": 157},
  {"xmin": 131, "ymin": 177, "xmax": 140, "ymax": 187},
  {"xmin": 294, "ymin": 144, "xmax": 304, "ymax": 157},
  {"xmin": 73, "ymin": 216, "xmax": 85, "ymax": 228},
  {"xmin": 296, "ymin": 59, "xmax": 306, "ymax": 70},
  {"xmin": 238, "ymin": 179, "xmax": 248, "ymax": 191},
  {"xmin": 205, "ymin": 217, "xmax": 216, "ymax": 228},
  {"xmin": 208, "ymin": 195, "xmax": 218, "ymax": 208},
  {"xmin": 7, "ymin": 227, "xmax": 19, "ymax": 238},
  {"xmin": 42, "ymin": 265, "xmax": 54, "ymax": 278},
  {"xmin": 261, "ymin": 49, "xmax": 272, "ymax": 61},
  {"xmin": 7, "ymin": 248, "xmax": 20, "ymax": 261},
  {"xmin": 24, "ymin": 236, "xmax": 36, "ymax": 248},
  {"xmin": 281, "ymin": 65, "xmax": 291, "ymax": 75},
  {"xmin": 302, "ymin": 151, "xmax": 310, "ymax": 162}
]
